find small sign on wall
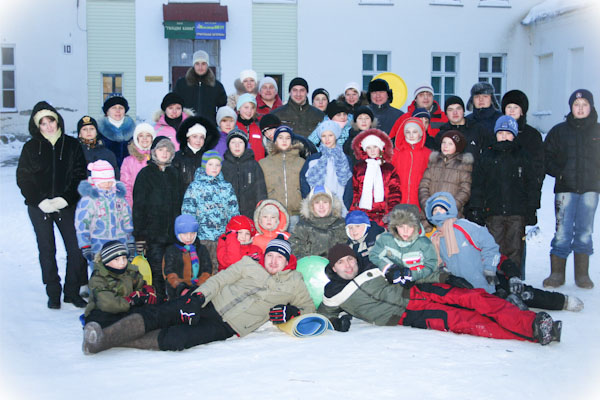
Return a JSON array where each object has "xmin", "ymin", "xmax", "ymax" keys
[
  {"xmin": 145, "ymin": 76, "xmax": 164, "ymax": 82},
  {"xmin": 63, "ymin": 44, "xmax": 72, "ymax": 54}
]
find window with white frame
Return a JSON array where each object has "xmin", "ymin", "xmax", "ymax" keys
[
  {"xmin": 431, "ymin": 53, "xmax": 458, "ymax": 105},
  {"xmin": 1, "ymin": 45, "xmax": 16, "ymax": 111},
  {"xmin": 102, "ymin": 73, "xmax": 123, "ymax": 101},
  {"xmin": 479, "ymin": 54, "xmax": 506, "ymax": 104},
  {"xmin": 362, "ymin": 51, "xmax": 390, "ymax": 91}
]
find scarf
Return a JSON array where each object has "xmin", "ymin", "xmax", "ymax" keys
[
  {"xmin": 108, "ymin": 116, "xmax": 124, "ymax": 128},
  {"xmin": 430, "ymin": 217, "xmax": 459, "ymax": 265},
  {"xmin": 306, "ymin": 144, "xmax": 352, "ymax": 188},
  {"xmin": 359, "ymin": 158, "xmax": 384, "ymax": 210},
  {"xmin": 165, "ymin": 114, "xmax": 183, "ymax": 131},
  {"xmin": 42, "ymin": 128, "xmax": 62, "ymax": 146},
  {"xmin": 80, "ymin": 137, "xmax": 97, "ymax": 149},
  {"xmin": 176, "ymin": 243, "xmax": 200, "ymax": 279}
]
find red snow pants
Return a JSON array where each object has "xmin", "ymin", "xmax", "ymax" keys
[{"xmin": 398, "ymin": 283, "xmax": 537, "ymax": 342}]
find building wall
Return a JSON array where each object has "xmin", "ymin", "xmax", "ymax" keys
[
  {"xmin": 87, "ymin": 0, "xmax": 136, "ymax": 121},
  {"xmin": 0, "ymin": 0, "xmax": 87, "ymax": 136}
]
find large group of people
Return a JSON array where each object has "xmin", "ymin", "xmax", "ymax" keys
[{"xmin": 16, "ymin": 49, "xmax": 599, "ymax": 353}]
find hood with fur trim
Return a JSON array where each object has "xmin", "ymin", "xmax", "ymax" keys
[
  {"xmin": 253, "ymin": 198, "xmax": 290, "ymax": 235},
  {"xmin": 185, "ymin": 66, "xmax": 216, "ymax": 87},
  {"xmin": 388, "ymin": 204, "xmax": 423, "ymax": 243},
  {"xmin": 300, "ymin": 189, "xmax": 343, "ymax": 220},
  {"xmin": 127, "ymin": 141, "xmax": 150, "ymax": 162},
  {"xmin": 351, "ymin": 128, "xmax": 393, "ymax": 162},
  {"xmin": 78, "ymin": 180, "xmax": 127, "ymax": 200},
  {"xmin": 233, "ymin": 78, "xmax": 259, "ymax": 97},
  {"xmin": 175, "ymin": 115, "xmax": 220, "ymax": 150},
  {"xmin": 394, "ymin": 117, "xmax": 427, "ymax": 151}
]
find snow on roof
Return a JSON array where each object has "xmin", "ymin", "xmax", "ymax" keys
[{"xmin": 522, "ymin": 0, "xmax": 593, "ymax": 25}]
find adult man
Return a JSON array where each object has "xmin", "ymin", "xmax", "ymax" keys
[
  {"xmin": 82, "ymin": 236, "xmax": 315, "ymax": 353},
  {"xmin": 271, "ymin": 77, "xmax": 324, "ymax": 137},
  {"xmin": 256, "ymin": 76, "xmax": 283, "ymax": 117},
  {"xmin": 465, "ymin": 82, "xmax": 503, "ymax": 136},
  {"xmin": 174, "ymin": 50, "xmax": 227, "ymax": 122},
  {"xmin": 318, "ymin": 243, "xmax": 561, "ymax": 345},
  {"xmin": 389, "ymin": 84, "xmax": 447, "ymax": 140},
  {"xmin": 366, "ymin": 79, "xmax": 404, "ymax": 134}
]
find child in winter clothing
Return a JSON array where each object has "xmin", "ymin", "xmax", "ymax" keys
[
  {"xmin": 217, "ymin": 215, "xmax": 263, "ymax": 271},
  {"xmin": 97, "ymin": 95, "xmax": 136, "ymax": 166},
  {"xmin": 84, "ymin": 241, "xmax": 156, "ymax": 328},
  {"xmin": 252, "ymin": 199, "xmax": 291, "ymax": 252},
  {"xmin": 344, "ymin": 106, "xmax": 378, "ymax": 167},
  {"xmin": 391, "ymin": 117, "xmax": 432, "ymax": 209},
  {"xmin": 425, "ymin": 192, "xmax": 583, "ymax": 312},
  {"xmin": 221, "ymin": 128, "xmax": 267, "ymax": 218},
  {"xmin": 350, "ymin": 128, "xmax": 401, "ymax": 226},
  {"xmin": 307, "ymin": 100, "xmax": 352, "ymax": 148},
  {"xmin": 163, "ymin": 214, "xmax": 212, "ymax": 300},
  {"xmin": 290, "ymin": 186, "xmax": 347, "ymax": 259},
  {"xmin": 172, "ymin": 116, "xmax": 220, "ymax": 197},
  {"xmin": 300, "ymin": 120, "xmax": 353, "ymax": 214},
  {"xmin": 76, "ymin": 160, "xmax": 134, "ymax": 271},
  {"xmin": 235, "ymin": 93, "xmax": 265, "ymax": 161},
  {"xmin": 181, "ymin": 150, "xmax": 240, "ymax": 270},
  {"xmin": 153, "ymin": 92, "xmax": 193, "ymax": 151},
  {"xmin": 469, "ymin": 115, "xmax": 538, "ymax": 278},
  {"xmin": 120, "ymin": 123, "xmax": 156, "ymax": 208},
  {"xmin": 345, "ymin": 210, "xmax": 385, "ymax": 266},
  {"xmin": 258, "ymin": 113, "xmax": 282, "ymax": 156},
  {"xmin": 77, "ymin": 115, "xmax": 119, "ymax": 180},
  {"xmin": 216, "ymin": 106, "xmax": 237, "ymax": 155},
  {"xmin": 133, "ymin": 136, "xmax": 182, "ymax": 301}
]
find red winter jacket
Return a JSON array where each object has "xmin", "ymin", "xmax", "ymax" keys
[
  {"xmin": 389, "ymin": 99, "xmax": 448, "ymax": 139},
  {"xmin": 391, "ymin": 118, "xmax": 431, "ymax": 209},
  {"xmin": 349, "ymin": 129, "xmax": 402, "ymax": 225},
  {"xmin": 217, "ymin": 231, "xmax": 263, "ymax": 271},
  {"xmin": 256, "ymin": 94, "xmax": 283, "ymax": 118},
  {"xmin": 236, "ymin": 120, "xmax": 265, "ymax": 161}
]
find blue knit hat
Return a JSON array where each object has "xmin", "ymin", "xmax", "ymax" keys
[
  {"xmin": 494, "ymin": 115, "xmax": 518, "ymax": 137},
  {"xmin": 236, "ymin": 93, "xmax": 257, "ymax": 111},
  {"xmin": 345, "ymin": 210, "xmax": 371, "ymax": 227},
  {"xmin": 265, "ymin": 234, "xmax": 292, "ymax": 261},
  {"xmin": 412, "ymin": 108, "xmax": 431, "ymax": 120},
  {"xmin": 174, "ymin": 214, "xmax": 199, "ymax": 236},
  {"xmin": 273, "ymin": 125, "xmax": 294, "ymax": 142},
  {"xmin": 201, "ymin": 150, "xmax": 223, "ymax": 169},
  {"xmin": 316, "ymin": 120, "xmax": 342, "ymax": 140}
]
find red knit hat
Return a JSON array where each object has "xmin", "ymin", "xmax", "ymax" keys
[{"xmin": 226, "ymin": 215, "xmax": 256, "ymax": 236}]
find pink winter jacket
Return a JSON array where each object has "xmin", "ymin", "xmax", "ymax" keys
[
  {"xmin": 153, "ymin": 109, "xmax": 194, "ymax": 152},
  {"xmin": 121, "ymin": 142, "xmax": 150, "ymax": 208}
]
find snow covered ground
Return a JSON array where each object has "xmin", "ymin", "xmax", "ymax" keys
[{"xmin": 0, "ymin": 142, "xmax": 599, "ymax": 399}]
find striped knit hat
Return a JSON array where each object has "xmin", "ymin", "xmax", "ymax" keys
[
  {"xmin": 87, "ymin": 160, "xmax": 115, "ymax": 186},
  {"xmin": 100, "ymin": 240, "xmax": 128, "ymax": 264},
  {"xmin": 265, "ymin": 234, "xmax": 292, "ymax": 261},
  {"xmin": 201, "ymin": 150, "xmax": 223, "ymax": 169}
]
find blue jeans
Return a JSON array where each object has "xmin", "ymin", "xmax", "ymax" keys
[{"xmin": 550, "ymin": 192, "xmax": 599, "ymax": 258}]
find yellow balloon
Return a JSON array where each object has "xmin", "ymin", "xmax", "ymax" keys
[
  {"xmin": 372, "ymin": 72, "xmax": 408, "ymax": 109},
  {"xmin": 132, "ymin": 255, "xmax": 152, "ymax": 285}
]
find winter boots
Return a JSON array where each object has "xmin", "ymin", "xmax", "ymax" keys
[
  {"xmin": 563, "ymin": 295, "xmax": 584, "ymax": 312},
  {"xmin": 532, "ymin": 312, "xmax": 562, "ymax": 346},
  {"xmin": 121, "ymin": 330, "xmax": 160, "ymax": 350},
  {"xmin": 574, "ymin": 253, "xmax": 594, "ymax": 289},
  {"xmin": 543, "ymin": 254, "xmax": 566, "ymax": 288},
  {"xmin": 83, "ymin": 313, "xmax": 146, "ymax": 354}
]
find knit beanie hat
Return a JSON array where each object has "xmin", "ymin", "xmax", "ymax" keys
[
  {"xmin": 501, "ymin": 90, "xmax": 529, "ymax": 115},
  {"xmin": 161, "ymin": 92, "xmax": 184, "ymax": 111},
  {"xmin": 429, "ymin": 194, "xmax": 452, "ymax": 214},
  {"xmin": 265, "ymin": 234, "xmax": 292, "ymax": 261},
  {"xmin": 259, "ymin": 76, "xmax": 278, "ymax": 92},
  {"xmin": 440, "ymin": 130, "xmax": 466, "ymax": 153},
  {"xmin": 344, "ymin": 82, "xmax": 361, "ymax": 94},
  {"xmin": 187, "ymin": 123, "xmax": 207, "ymax": 138},
  {"xmin": 568, "ymin": 89, "xmax": 594, "ymax": 109},
  {"xmin": 494, "ymin": 115, "xmax": 518, "ymax": 136},
  {"xmin": 444, "ymin": 96, "xmax": 465, "ymax": 113},
  {"xmin": 77, "ymin": 115, "xmax": 98, "ymax": 135},
  {"xmin": 312, "ymin": 88, "xmax": 330, "ymax": 103},
  {"xmin": 216, "ymin": 106, "xmax": 237, "ymax": 125},
  {"xmin": 289, "ymin": 77, "xmax": 309, "ymax": 93},
  {"xmin": 273, "ymin": 125, "xmax": 294, "ymax": 142},
  {"xmin": 327, "ymin": 243, "xmax": 356, "ymax": 268},
  {"xmin": 354, "ymin": 106, "xmax": 374, "ymax": 121},
  {"xmin": 87, "ymin": 160, "xmax": 115, "ymax": 186},
  {"xmin": 412, "ymin": 108, "xmax": 431, "ymax": 120},
  {"xmin": 101, "ymin": 240, "xmax": 128, "ymax": 265},
  {"xmin": 193, "ymin": 50, "xmax": 209, "ymax": 65},
  {"xmin": 33, "ymin": 109, "xmax": 59, "ymax": 128},
  {"xmin": 236, "ymin": 93, "xmax": 257, "ymax": 111},
  {"xmin": 102, "ymin": 95, "xmax": 129, "ymax": 115},
  {"xmin": 133, "ymin": 123, "xmax": 156, "ymax": 150},
  {"xmin": 360, "ymin": 133, "xmax": 385, "ymax": 151},
  {"xmin": 414, "ymin": 84, "xmax": 434, "ymax": 98},
  {"xmin": 226, "ymin": 215, "xmax": 257, "ymax": 236},
  {"xmin": 226, "ymin": 128, "xmax": 249, "ymax": 147},
  {"xmin": 316, "ymin": 120, "xmax": 342, "ymax": 140},
  {"xmin": 326, "ymin": 100, "xmax": 350, "ymax": 119},
  {"xmin": 240, "ymin": 69, "xmax": 258, "ymax": 83},
  {"xmin": 174, "ymin": 214, "xmax": 199, "ymax": 236},
  {"xmin": 201, "ymin": 150, "xmax": 223, "ymax": 169},
  {"xmin": 259, "ymin": 113, "xmax": 281, "ymax": 134}
]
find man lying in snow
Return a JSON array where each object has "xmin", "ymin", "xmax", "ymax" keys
[{"xmin": 82, "ymin": 235, "xmax": 315, "ymax": 353}]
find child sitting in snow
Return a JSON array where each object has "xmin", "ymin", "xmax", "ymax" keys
[
  {"xmin": 120, "ymin": 123, "xmax": 156, "ymax": 208},
  {"xmin": 252, "ymin": 199, "xmax": 291, "ymax": 252},
  {"xmin": 75, "ymin": 160, "xmax": 134, "ymax": 272},
  {"xmin": 345, "ymin": 210, "xmax": 385, "ymax": 266},
  {"xmin": 217, "ymin": 215, "xmax": 262, "ymax": 271},
  {"xmin": 83, "ymin": 241, "xmax": 156, "ymax": 328},
  {"xmin": 163, "ymin": 214, "xmax": 212, "ymax": 300}
]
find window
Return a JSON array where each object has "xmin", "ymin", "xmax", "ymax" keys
[
  {"xmin": 478, "ymin": 54, "xmax": 506, "ymax": 104},
  {"xmin": 362, "ymin": 51, "xmax": 390, "ymax": 91},
  {"xmin": 1, "ymin": 45, "xmax": 16, "ymax": 111},
  {"xmin": 102, "ymin": 73, "xmax": 123, "ymax": 101},
  {"xmin": 431, "ymin": 53, "xmax": 458, "ymax": 105}
]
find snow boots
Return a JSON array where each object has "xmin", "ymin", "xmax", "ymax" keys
[
  {"xmin": 574, "ymin": 253, "xmax": 594, "ymax": 289},
  {"xmin": 543, "ymin": 254, "xmax": 566, "ymax": 288},
  {"xmin": 122, "ymin": 330, "xmax": 160, "ymax": 350},
  {"xmin": 83, "ymin": 313, "xmax": 146, "ymax": 354},
  {"xmin": 532, "ymin": 312, "xmax": 562, "ymax": 346},
  {"xmin": 563, "ymin": 295, "xmax": 584, "ymax": 312}
]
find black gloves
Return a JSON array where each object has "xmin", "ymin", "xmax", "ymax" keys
[
  {"xmin": 81, "ymin": 246, "xmax": 94, "ymax": 262},
  {"xmin": 445, "ymin": 274, "xmax": 474, "ymax": 289},
  {"xmin": 269, "ymin": 304, "xmax": 301, "ymax": 324},
  {"xmin": 331, "ymin": 315, "xmax": 352, "ymax": 332},
  {"xmin": 383, "ymin": 264, "xmax": 413, "ymax": 286},
  {"xmin": 179, "ymin": 291, "xmax": 205, "ymax": 325}
]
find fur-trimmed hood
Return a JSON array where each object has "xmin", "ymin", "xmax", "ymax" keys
[
  {"xmin": 77, "ymin": 180, "xmax": 126, "ymax": 199},
  {"xmin": 233, "ymin": 78, "xmax": 258, "ymax": 96},
  {"xmin": 428, "ymin": 150, "xmax": 474, "ymax": 165},
  {"xmin": 175, "ymin": 115, "xmax": 220, "ymax": 149},
  {"xmin": 351, "ymin": 128, "xmax": 394, "ymax": 162},
  {"xmin": 127, "ymin": 141, "xmax": 150, "ymax": 162},
  {"xmin": 335, "ymin": 92, "xmax": 369, "ymax": 108},
  {"xmin": 185, "ymin": 66, "xmax": 216, "ymax": 87},
  {"xmin": 253, "ymin": 198, "xmax": 290, "ymax": 235},
  {"xmin": 266, "ymin": 141, "xmax": 304, "ymax": 156},
  {"xmin": 152, "ymin": 108, "xmax": 195, "ymax": 124},
  {"xmin": 388, "ymin": 204, "xmax": 423, "ymax": 243},
  {"xmin": 300, "ymin": 189, "xmax": 343, "ymax": 220}
]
